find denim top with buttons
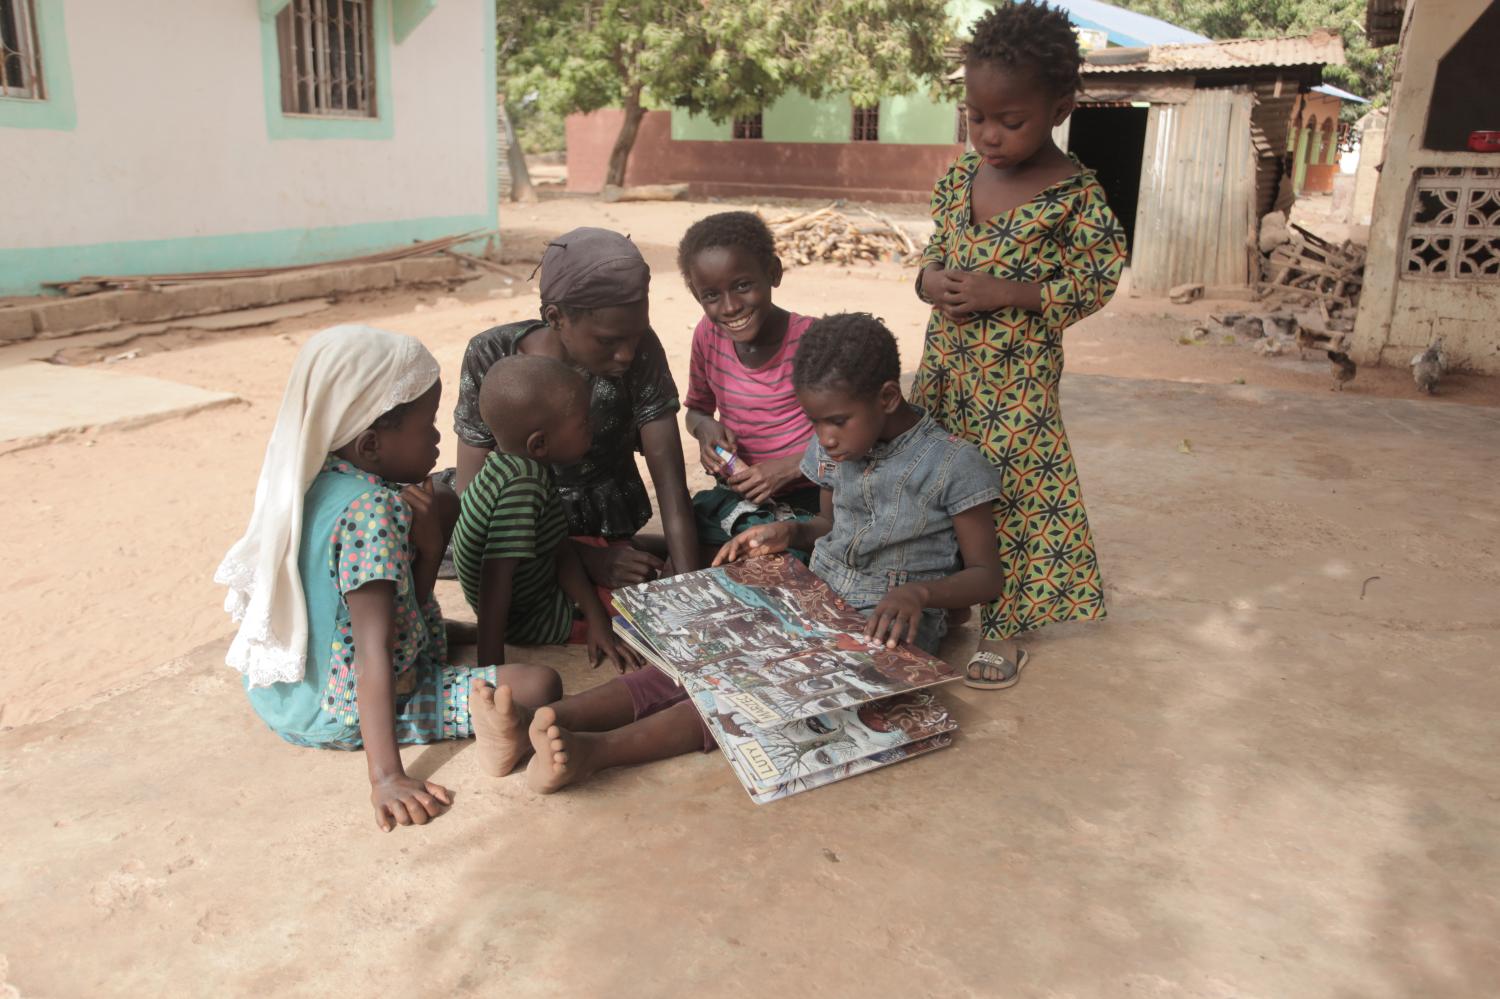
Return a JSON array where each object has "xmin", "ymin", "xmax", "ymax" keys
[{"xmin": 799, "ymin": 408, "xmax": 1001, "ymax": 618}]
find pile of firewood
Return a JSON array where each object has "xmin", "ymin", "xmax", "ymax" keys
[
  {"xmin": 758, "ymin": 205, "xmax": 918, "ymax": 267},
  {"xmin": 1256, "ymin": 223, "xmax": 1366, "ymax": 311}
]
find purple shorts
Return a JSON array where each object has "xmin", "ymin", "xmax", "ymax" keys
[{"xmin": 619, "ymin": 666, "xmax": 715, "ymax": 753}]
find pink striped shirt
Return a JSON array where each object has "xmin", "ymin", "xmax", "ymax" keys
[{"xmin": 684, "ymin": 312, "xmax": 815, "ymax": 468}]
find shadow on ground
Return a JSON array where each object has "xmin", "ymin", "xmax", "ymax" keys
[{"xmin": 2, "ymin": 375, "xmax": 1497, "ymax": 997}]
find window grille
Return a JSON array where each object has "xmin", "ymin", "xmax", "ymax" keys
[
  {"xmin": 276, "ymin": 0, "xmax": 377, "ymax": 118},
  {"xmin": 733, "ymin": 113, "xmax": 762, "ymax": 140},
  {"xmin": 0, "ymin": 0, "xmax": 43, "ymax": 100},
  {"xmin": 852, "ymin": 104, "xmax": 879, "ymax": 142},
  {"xmin": 956, "ymin": 107, "xmax": 968, "ymax": 145},
  {"xmin": 1405, "ymin": 167, "xmax": 1500, "ymax": 279}
]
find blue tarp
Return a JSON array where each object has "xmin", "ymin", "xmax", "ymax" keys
[
  {"xmin": 1045, "ymin": 0, "xmax": 1211, "ymax": 47},
  {"xmin": 1312, "ymin": 83, "xmax": 1369, "ymax": 104}
]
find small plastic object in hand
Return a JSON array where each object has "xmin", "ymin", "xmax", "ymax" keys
[{"xmin": 713, "ymin": 444, "xmax": 739, "ymax": 475}]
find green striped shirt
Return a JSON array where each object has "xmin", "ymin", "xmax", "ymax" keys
[{"xmin": 452, "ymin": 452, "xmax": 573, "ymax": 645}]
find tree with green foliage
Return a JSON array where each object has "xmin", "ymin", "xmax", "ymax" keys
[
  {"xmin": 498, "ymin": 1, "xmax": 958, "ymax": 188},
  {"xmin": 1111, "ymin": 0, "xmax": 1394, "ymax": 116}
]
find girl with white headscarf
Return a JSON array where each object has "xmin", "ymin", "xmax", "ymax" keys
[{"xmin": 217, "ymin": 325, "xmax": 561, "ymax": 831}]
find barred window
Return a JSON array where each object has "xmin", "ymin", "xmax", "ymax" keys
[
  {"xmin": 0, "ymin": 0, "xmax": 43, "ymax": 100},
  {"xmin": 852, "ymin": 105, "xmax": 879, "ymax": 142},
  {"xmin": 733, "ymin": 113, "xmax": 762, "ymax": 140},
  {"xmin": 276, "ymin": 0, "xmax": 377, "ymax": 118}
]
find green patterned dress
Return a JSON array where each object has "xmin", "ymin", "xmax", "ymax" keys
[{"xmin": 912, "ymin": 152, "xmax": 1127, "ymax": 641}]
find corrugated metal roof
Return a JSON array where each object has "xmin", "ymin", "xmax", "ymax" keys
[
  {"xmin": 1366, "ymin": 0, "xmax": 1405, "ymax": 47},
  {"xmin": 1041, "ymin": 0, "xmax": 1211, "ymax": 48},
  {"xmin": 1082, "ymin": 30, "xmax": 1346, "ymax": 74}
]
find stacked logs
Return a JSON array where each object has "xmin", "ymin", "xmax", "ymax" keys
[{"xmin": 759, "ymin": 205, "xmax": 919, "ymax": 267}]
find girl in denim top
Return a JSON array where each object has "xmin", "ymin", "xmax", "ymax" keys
[
  {"xmin": 715, "ymin": 313, "xmax": 1006, "ymax": 654},
  {"xmin": 499, "ymin": 315, "xmax": 1006, "ymax": 797}
]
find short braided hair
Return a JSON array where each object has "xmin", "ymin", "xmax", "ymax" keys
[
  {"xmin": 792, "ymin": 313, "xmax": 901, "ymax": 398},
  {"xmin": 676, "ymin": 211, "xmax": 779, "ymax": 286},
  {"xmin": 965, "ymin": 0, "xmax": 1082, "ymax": 98}
]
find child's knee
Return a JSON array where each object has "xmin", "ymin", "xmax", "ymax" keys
[{"xmin": 499, "ymin": 663, "xmax": 563, "ymax": 706}]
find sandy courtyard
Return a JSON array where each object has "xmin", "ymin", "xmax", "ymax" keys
[{"xmin": 2, "ymin": 195, "xmax": 1498, "ymax": 996}]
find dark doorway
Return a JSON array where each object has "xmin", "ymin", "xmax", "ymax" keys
[
  {"xmin": 1424, "ymin": 1, "xmax": 1500, "ymax": 151},
  {"xmin": 1068, "ymin": 106, "xmax": 1149, "ymax": 255}
]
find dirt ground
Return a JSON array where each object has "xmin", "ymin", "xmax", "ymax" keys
[{"xmin": 2, "ymin": 194, "xmax": 1499, "ymax": 996}]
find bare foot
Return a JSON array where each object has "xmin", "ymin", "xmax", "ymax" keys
[
  {"xmin": 525, "ymin": 707, "xmax": 602, "ymax": 794},
  {"xmin": 471, "ymin": 681, "xmax": 530, "ymax": 777}
]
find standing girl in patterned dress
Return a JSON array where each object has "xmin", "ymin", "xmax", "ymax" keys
[
  {"xmin": 914, "ymin": 1, "xmax": 1128, "ymax": 689},
  {"xmin": 216, "ymin": 325, "xmax": 561, "ymax": 832}
]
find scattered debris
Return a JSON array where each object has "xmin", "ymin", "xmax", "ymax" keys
[
  {"xmin": 1232, "ymin": 316, "xmax": 1266, "ymax": 339},
  {"xmin": 43, "ymin": 231, "xmax": 489, "ymax": 294},
  {"xmin": 1256, "ymin": 222, "xmax": 1366, "ymax": 314},
  {"xmin": 167, "ymin": 299, "xmax": 330, "ymax": 332},
  {"xmin": 601, "ymin": 182, "xmax": 689, "ymax": 203},
  {"xmin": 1169, "ymin": 282, "xmax": 1204, "ymax": 304},
  {"xmin": 759, "ymin": 205, "xmax": 917, "ymax": 267},
  {"xmin": 1258, "ymin": 209, "xmax": 1291, "ymax": 254},
  {"xmin": 1177, "ymin": 438, "xmax": 1194, "ymax": 454},
  {"xmin": 1411, "ymin": 337, "xmax": 1447, "ymax": 394},
  {"xmin": 103, "ymin": 350, "xmax": 139, "ymax": 364},
  {"xmin": 1328, "ymin": 350, "xmax": 1357, "ymax": 391}
]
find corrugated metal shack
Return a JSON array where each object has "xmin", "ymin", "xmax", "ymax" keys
[
  {"xmin": 1072, "ymin": 31, "xmax": 1345, "ymax": 294},
  {"xmin": 955, "ymin": 31, "xmax": 1344, "ymax": 295}
]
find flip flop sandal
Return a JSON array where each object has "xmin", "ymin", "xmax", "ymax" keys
[{"xmin": 964, "ymin": 649, "xmax": 1029, "ymax": 690}]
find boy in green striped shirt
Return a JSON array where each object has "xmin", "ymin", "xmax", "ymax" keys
[{"xmin": 451, "ymin": 355, "xmax": 639, "ymax": 674}]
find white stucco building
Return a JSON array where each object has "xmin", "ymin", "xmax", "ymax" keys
[{"xmin": 0, "ymin": 0, "xmax": 496, "ymax": 296}]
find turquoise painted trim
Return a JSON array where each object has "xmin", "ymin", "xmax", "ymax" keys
[
  {"xmin": 670, "ymin": 91, "xmax": 961, "ymax": 147},
  {"xmin": 881, "ymin": 93, "xmax": 960, "ymax": 145},
  {"xmin": 673, "ymin": 109, "xmax": 731, "ymax": 141},
  {"xmin": 259, "ymin": 0, "xmax": 395, "ymax": 140},
  {"xmin": 764, "ymin": 92, "xmax": 851, "ymax": 143},
  {"xmin": 260, "ymin": 0, "xmax": 292, "ymax": 15},
  {"xmin": 481, "ymin": 0, "xmax": 497, "ymax": 226},
  {"xmin": 0, "ymin": 0, "xmax": 77, "ymax": 131},
  {"xmin": 0, "ymin": 213, "xmax": 492, "ymax": 296},
  {"xmin": 393, "ymin": 0, "xmax": 437, "ymax": 42}
]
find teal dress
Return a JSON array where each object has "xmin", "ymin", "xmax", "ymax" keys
[{"xmin": 244, "ymin": 457, "xmax": 497, "ymax": 749}]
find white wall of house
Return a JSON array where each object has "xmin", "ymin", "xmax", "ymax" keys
[
  {"xmin": 1, "ymin": 0, "xmax": 495, "ymax": 294},
  {"xmin": 1352, "ymin": 0, "xmax": 1500, "ymax": 374}
]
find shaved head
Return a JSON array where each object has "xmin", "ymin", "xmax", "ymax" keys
[{"xmin": 479, "ymin": 354, "xmax": 589, "ymax": 453}]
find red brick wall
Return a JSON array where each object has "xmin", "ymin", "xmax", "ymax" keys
[{"xmin": 566, "ymin": 110, "xmax": 963, "ymax": 203}]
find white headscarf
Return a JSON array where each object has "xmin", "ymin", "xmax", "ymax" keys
[{"xmin": 216, "ymin": 324, "xmax": 441, "ymax": 689}]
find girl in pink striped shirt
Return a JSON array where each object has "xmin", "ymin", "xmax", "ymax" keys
[{"xmin": 678, "ymin": 212, "xmax": 820, "ymax": 557}]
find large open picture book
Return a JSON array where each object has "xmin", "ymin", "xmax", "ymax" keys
[{"xmin": 611, "ymin": 555, "xmax": 961, "ymax": 802}]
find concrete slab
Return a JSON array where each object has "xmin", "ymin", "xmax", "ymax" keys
[
  {"xmin": 166, "ymin": 298, "xmax": 330, "ymax": 331},
  {"xmin": 2, "ymin": 375, "xmax": 1498, "ymax": 997},
  {"xmin": 0, "ymin": 362, "xmax": 238, "ymax": 451}
]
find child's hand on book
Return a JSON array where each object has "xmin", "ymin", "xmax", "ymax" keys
[
  {"xmin": 865, "ymin": 583, "xmax": 931, "ymax": 649},
  {"xmin": 587, "ymin": 620, "xmax": 643, "ymax": 673},
  {"xmin": 712, "ymin": 522, "xmax": 794, "ymax": 565}
]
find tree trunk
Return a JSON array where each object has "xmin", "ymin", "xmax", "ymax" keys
[
  {"xmin": 604, "ymin": 85, "xmax": 646, "ymax": 189},
  {"xmin": 501, "ymin": 105, "xmax": 537, "ymax": 204}
]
